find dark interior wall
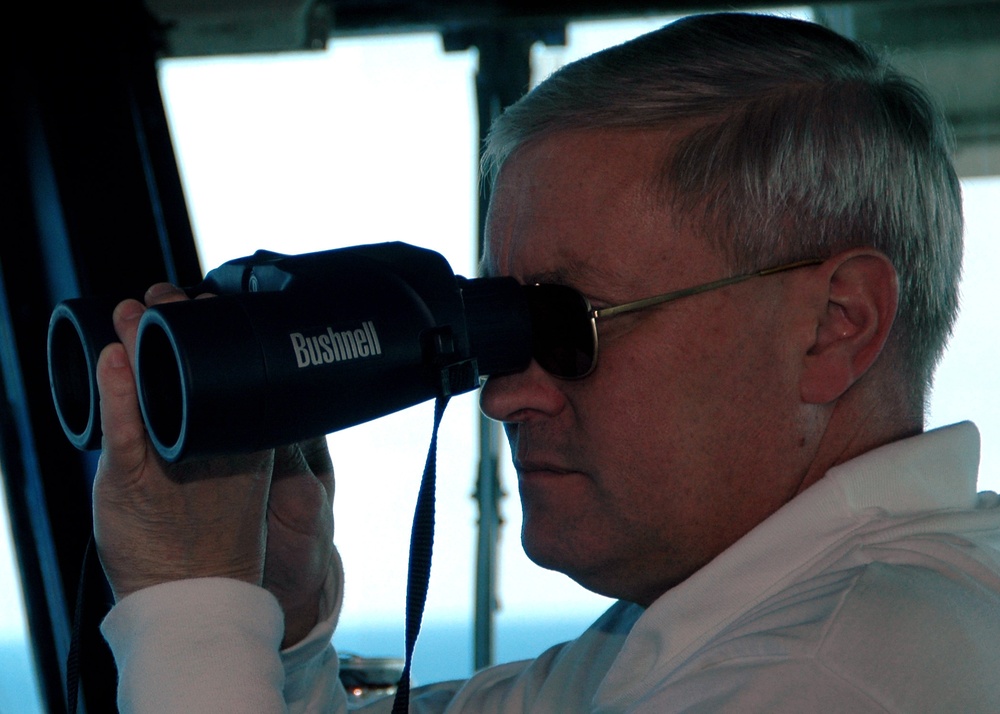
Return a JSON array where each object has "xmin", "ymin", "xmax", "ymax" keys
[{"xmin": 1, "ymin": 0, "xmax": 202, "ymax": 710}]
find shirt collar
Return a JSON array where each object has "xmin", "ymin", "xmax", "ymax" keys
[
  {"xmin": 593, "ymin": 421, "xmax": 983, "ymax": 709},
  {"xmin": 825, "ymin": 420, "xmax": 981, "ymax": 514}
]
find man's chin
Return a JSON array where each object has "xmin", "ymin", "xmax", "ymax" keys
[{"xmin": 522, "ymin": 531, "xmax": 610, "ymax": 593}]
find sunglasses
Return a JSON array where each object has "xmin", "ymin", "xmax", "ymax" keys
[{"xmin": 523, "ymin": 258, "xmax": 824, "ymax": 380}]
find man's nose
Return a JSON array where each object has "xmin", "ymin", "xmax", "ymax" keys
[{"xmin": 479, "ymin": 360, "xmax": 568, "ymax": 423}]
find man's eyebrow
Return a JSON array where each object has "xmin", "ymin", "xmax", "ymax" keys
[{"xmin": 525, "ymin": 259, "xmax": 627, "ymax": 292}]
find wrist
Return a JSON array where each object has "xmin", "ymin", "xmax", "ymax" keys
[{"xmin": 281, "ymin": 602, "xmax": 320, "ymax": 649}]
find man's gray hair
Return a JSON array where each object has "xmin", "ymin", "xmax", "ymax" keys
[{"xmin": 483, "ymin": 12, "xmax": 963, "ymax": 399}]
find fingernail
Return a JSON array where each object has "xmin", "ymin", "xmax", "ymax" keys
[{"xmin": 106, "ymin": 346, "xmax": 128, "ymax": 370}]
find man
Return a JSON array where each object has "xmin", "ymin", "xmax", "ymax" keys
[{"xmin": 94, "ymin": 11, "xmax": 1000, "ymax": 712}]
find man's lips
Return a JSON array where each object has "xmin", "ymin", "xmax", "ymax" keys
[{"xmin": 514, "ymin": 459, "xmax": 583, "ymax": 478}]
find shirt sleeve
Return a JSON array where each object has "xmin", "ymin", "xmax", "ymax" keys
[
  {"xmin": 101, "ymin": 577, "xmax": 290, "ymax": 713},
  {"xmin": 101, "ymin": 549, "xmax": 351, "ymax": 714},
  {"xmin": 100, "ymin": 547, "xmax": 469, "ymax": 714}
]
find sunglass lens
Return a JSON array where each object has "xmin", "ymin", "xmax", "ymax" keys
[{"xmin": 525, "ymin": 284, "xmax": 596, "ymax": 379}]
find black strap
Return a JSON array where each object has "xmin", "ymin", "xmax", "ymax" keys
[
  {"xmin": 66, "ymin": 531, "xmax": 96, "ymax": 713},
  {"xmin": 391, "ymin": 395, "xmax": 449, "ymax": 713}
]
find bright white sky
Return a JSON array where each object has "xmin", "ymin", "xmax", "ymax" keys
[{"xmin": 1, "ymin": 7, "xmax": 998, "ymax": 701}]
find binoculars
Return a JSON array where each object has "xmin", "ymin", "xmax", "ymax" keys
[{"xmin": 47, "ymin": 241, "xmax": 532, "ymax": 462}]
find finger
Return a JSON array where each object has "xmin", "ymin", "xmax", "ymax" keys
[
  {"xmin": 111, "ymin": 298, "xmax": 146, "ymax": 370},
  {"xmin": 273, "ymin": 439, "xmax": 332, "ymax": 487},
  {"xmin": 299, "ymin": 436, "xmax": 334, "ymax": 498},
  {"xmin": 270, "ymin": 444, "xmax": 330, "ymax": 533},
  {"xmin": 272, "ymin": 443, "xmax": 308, "ymax": 482},
  {"xmin": 144, "ymin": 282, "xmax": 189, "ymax": 307},
  {"xmin": 95, "ymin": 342, "xmax": 148, "ymax": 477}
]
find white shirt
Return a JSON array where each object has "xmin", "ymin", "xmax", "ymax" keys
[{"xmin": 103, "ymin": 422, "xmax": 1000, "ymax": 712}]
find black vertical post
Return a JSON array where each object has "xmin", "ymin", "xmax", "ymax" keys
[{"xmin": 0, "ymin": 0, "xmax": 202, "ymax": 711}]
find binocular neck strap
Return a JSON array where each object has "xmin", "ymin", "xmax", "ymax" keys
[{"xmin": 391, "ymin": 394, "xmax": 450, "ymax": 714}]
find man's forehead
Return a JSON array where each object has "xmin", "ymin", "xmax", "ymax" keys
[{"xmin": 479, "ymin": 126, "xmax": 716, "ymax": 297}]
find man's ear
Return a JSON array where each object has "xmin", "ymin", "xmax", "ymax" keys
[{"xmin": 800, "ymin": 249, "xmax": 899, "ymax": 405}]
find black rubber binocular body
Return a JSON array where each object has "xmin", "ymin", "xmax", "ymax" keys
[{"xmin": 47, "ymin": 241, "xmax": 531, "ymax": 462}]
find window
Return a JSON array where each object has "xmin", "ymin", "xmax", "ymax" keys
[
  {"xmin": 0, "ymin": 479, "xmax": 44, "ymax": 713},
  {"xmin": 162, "ymin": 34, "xmax": 486, "ymax": 683},
  {"xmin": 926, "ymin": 175, "xmax": 1000, "ymax": 492}
]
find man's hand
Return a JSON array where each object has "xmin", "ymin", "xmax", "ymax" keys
[
  {"xmin": 92, "ymin": 283, "xmax": 336, "ymax": 648},
  {"xmin": 92, "ymin": 284, "xmax": 276, "ymax": 599},
  {"xmin": 266, "ymin": 438, "xmax": 335, "ymax": 648}
]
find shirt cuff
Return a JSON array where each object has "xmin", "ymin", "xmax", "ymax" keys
[{"xmin": 102, "ymin": 577, "xmax": 288, "ymax": 713}]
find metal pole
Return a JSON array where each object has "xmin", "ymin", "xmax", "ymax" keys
[{"xmin": 445, "ymin": 23, "xmax": 565, "ymax": 672}]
